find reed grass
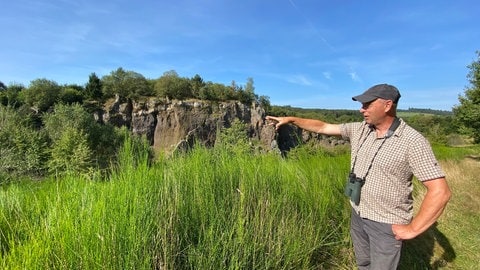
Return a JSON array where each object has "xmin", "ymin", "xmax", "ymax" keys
[
  {"xmin": 3, "ymin": 138, "xmax": 475, "ymax": 269},
  {"xmin": 1, "ymin": 139, "xmax": 352, "ymax": 269},
  {"xmin": 151, "ymin": 146, "xmax": 352, "ymax": 269}
]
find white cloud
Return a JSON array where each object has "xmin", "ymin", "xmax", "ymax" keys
[
  {"xmin": 286, "ymin": 74, "xmax": 312, "ymax": 86},
  {"xmin": 323, "ymin": 72, "xmax": 331, "ymax": 80},
  {"xmin": 349, "ymin": 71, "xmax": 361, "ymax": 82}
]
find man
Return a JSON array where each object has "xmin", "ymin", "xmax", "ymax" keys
[{"xmin": 266, "ymin": 84, "xmax": 451, "ymax": 269}]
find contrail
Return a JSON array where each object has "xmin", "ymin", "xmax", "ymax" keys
[
  {"xmin": 287, "ymin": 0, "xmax": 336, "ymax": 52},
  {"xmin": 288, "ymin": 0, "xmax": 298, "ymax": 9}
]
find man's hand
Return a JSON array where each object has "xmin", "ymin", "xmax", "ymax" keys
[
  {"xmin": 392, "ymin": 178, "xmax": 451, "ymax": 241},
  {"xmin": 265, "ymin": 116, "xmax": 289, "ymax": 130},
  {"xmin": 392, "ymin": 224, "xmax": 419, "ymax": 240}
]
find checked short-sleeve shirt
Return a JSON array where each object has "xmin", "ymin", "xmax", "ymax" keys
[{"xmin": 341, "ymin": 119, "xmax": 445, "ymax": 224}]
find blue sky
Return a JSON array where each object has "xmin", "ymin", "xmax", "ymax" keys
[{"xmin": 1, "ymin": 0, "xmax": 478, "ymax": 110}]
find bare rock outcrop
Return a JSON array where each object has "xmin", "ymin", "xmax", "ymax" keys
[
  {"xmin": 97, "ymin": 96, "xmax": 345, "ymax": 154},
  {"xmin": 100, "ymin": 97, "xmax": 275, "ymax": 153}
]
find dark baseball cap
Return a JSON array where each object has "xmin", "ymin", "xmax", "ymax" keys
[{"xmin": 352, "ymin": 84, "xmax": 401, "ymax": 104}]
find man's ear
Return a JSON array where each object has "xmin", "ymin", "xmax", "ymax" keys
[{"xmin": 384, "ymin": 100, "xmax": 394, "ymax": 113}]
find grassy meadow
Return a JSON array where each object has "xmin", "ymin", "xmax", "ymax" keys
[
  {"xmin": 1, "ymin": 138, "xmax": 479, "ymax": 269},
  {"xmin": 400, "ymin": 145, "xmax": 480, "ymax": 270}
]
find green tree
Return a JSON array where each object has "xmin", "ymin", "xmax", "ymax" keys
[
  {"xmin": 23, "ymin": 78, "xmax": 62, "ymax": 112},
  {"xmin": 102, "ymin": 68, "xmax": 153, "ymax": 99},
  {"xmin": 228, "ymin": 78, "xmax": 258, "ymax": 104},
  {"xmin": 453, "ymin": 51, "xmax": 480, "ymax": 143},
  {"xmin": 154, "ymin": 70, "xmax": 192, "ymax": 100},
  {"xmin": 241, "ymin": 77, "xmax": 257, "ymax": 104},
  {"xmin": 198, "ymin": 82, "xmax": 230, "ymax": 101},
  {"xmin": 190, "ymin": 74, "xmax": 205, "ymax": 98},
  {"xmin": 198, "ymin": 83, "xmax": 215, "ymax": 101},
  {"xmin": 63, "ymin": 83, "xmax": 84, "ymax": 92},
  {"xmin": 258, "ymin": 95, "xmax": 271, "ymax": 113},
  {"xmin": 0, "ymin": 83, "xmax": 25, "ymax": 107},
  {"xmin": 85, "ymin": 73, "xmax": 103, "ymax": 100},
  {"xmin": 59, "ymin": 87, "xmax": 84, "ymax": 104}
]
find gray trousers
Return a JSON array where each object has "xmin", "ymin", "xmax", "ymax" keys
[{"xmin": 350, "ymin": 209, "xmax": 402, "ymax": 270}]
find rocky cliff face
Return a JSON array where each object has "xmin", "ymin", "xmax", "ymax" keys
[
  {"xmin": 96, "ymin": 96, "xmax": 276, "ymax": 153},
  {"xmin": 95, "ymin": 96, "xmax": 346, "ymax": 154}
]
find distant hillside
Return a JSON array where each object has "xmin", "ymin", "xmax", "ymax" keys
[
  {"xmin": 402, "ymin": 107, "xmax": 452, "ymax": 114},
  {"xmin": 268, "ymin": 105, "xmax": 363, "ymax": 123},
  {"xmin": 269, "ymin": 106, "xmax": 452, "ymax": 123}
]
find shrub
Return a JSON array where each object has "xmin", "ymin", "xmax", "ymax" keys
[
  {"xmin": 0, "ymin": 105, "xmax": 48, "ymax": 180},
  {"xmin": 43, "ymin": 103, "xmax": 124, "ymax": 173},
  {"xmin": 215, "ymin": 118, "xmax": 251, "ymax": 155},
  {"xmin": 48, "ymin": 127, "xmax": 92, "ymax": 175}
]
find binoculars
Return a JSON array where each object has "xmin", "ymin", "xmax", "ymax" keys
[{"xmin": 344, "ymin": 172, "xmax": 365, "ymax": 205}]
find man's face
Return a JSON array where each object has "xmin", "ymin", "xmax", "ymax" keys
[{"xmin": 359, "ymin": 98, "xmax": 391, "ymax": 125}]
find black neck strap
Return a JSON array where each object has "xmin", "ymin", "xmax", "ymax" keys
[
  {"xmin": 384, "ymin": 117, "xmax": 401, "ymax": 138},
  {"xmin": 350, "ymin": 118, "xmax": 401, "ymax": 176}
]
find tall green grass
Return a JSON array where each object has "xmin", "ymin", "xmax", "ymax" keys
[
  {"xmin": 0, "ymin": 139, "xmax": 159, "ymax": 269},
  {"xmin": 1, "ymin": 139, "xmax": 352, "ymax": 269},
  {"xmin": 152, "ymin": 146, "xmax": 352, "ymax": 269},
  {"xmin": 3, "ymin": 137, "xmax": 477, "ymax": 269}
]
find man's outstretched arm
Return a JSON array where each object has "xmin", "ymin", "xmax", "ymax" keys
[{"xmin": 266, "ymin": 116, "xmax": 342, "ymax": 136}]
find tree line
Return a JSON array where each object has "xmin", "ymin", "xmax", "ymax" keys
[{"xmin": 0, "ymin": 68, "xmax": 271, "ymax": 113}]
